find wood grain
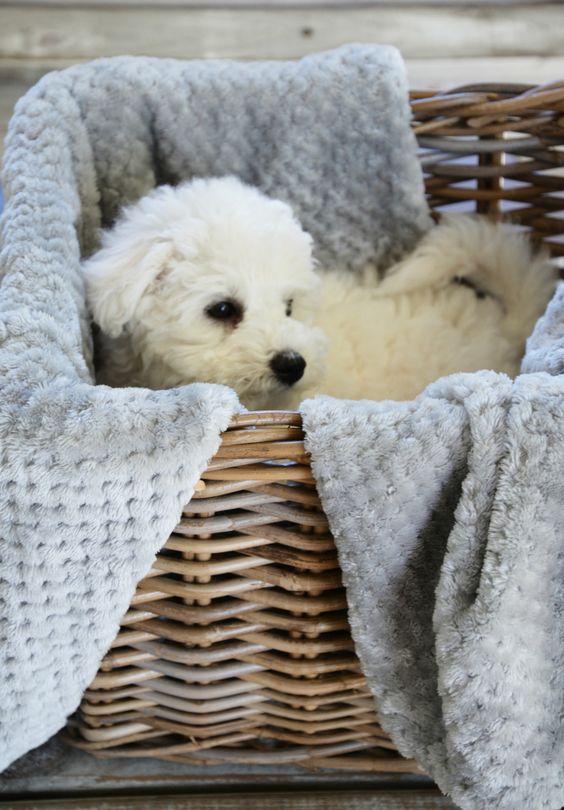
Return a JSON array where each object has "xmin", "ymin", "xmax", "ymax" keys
[
  {"xmin": 0, "ymin": 790, "xmax": 456, "ymax": 809},
  {"xmin": 0, "ymin": 0, "xmax": 560, "ymax": 7},
  {"xmin": 0, "ymin": 4, "xmax": 562, "ymax": 61},
  {"xmin": 2, "ymin": 2, "xmax": 564, "ymax": 152}
]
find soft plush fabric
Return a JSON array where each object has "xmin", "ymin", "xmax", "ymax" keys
[
  {"xmin": 301, "ymin": 297, "xmax": 564, "ymax": 809},
  {"xmin": 0, "ymin": 45, "xmax": 429, "ymax": 772}
]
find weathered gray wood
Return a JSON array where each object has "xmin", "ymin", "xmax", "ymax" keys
[
  {"xmin": 0, "ymin": 4, "xmax": 563, "ymax": 61},
  {"xmin": 405, "ymin": 55, "xmax": 564, "ymax": 87},
  {"xmin": 0, "ymin": 791, "xmax": 456, "ymax": 809},
  {"xmin": 0, "ymin": 0, "xmax": 560, "ymax": 7}
]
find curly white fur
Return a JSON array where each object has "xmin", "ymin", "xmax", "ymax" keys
[
  {"xmin": 83, "ymin": 177, "xmax": 326, "ymax": 409},
  {"xmin": 83, "ymin": 177, "xmax": 556, "ymax": 406}
]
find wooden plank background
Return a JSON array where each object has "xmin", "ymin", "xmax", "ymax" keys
[
  {"xmin": 1, "ymin": 1, "xmax": 564, "ymax": 149},
  {"xmin": 2, "ymin": 0, "xmax": 561, "ymax": 7},
  {"xmin": 1, "ymin": 3, "xmax": 563, "ymax": 61}
]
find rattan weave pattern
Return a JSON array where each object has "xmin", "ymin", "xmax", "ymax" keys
[
  {"xmin": 412, "ymin": 82, "xmax": 564, "ymax": 249},
  {"xmin": 71, "ymin": 412, "xmax": 416, "ymax": 771},
  {"xmin": 70, "ymin": 84, "xmax": 564, "ymax": 770}
]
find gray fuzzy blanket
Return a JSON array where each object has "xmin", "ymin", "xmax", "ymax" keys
[
  {"xmin": 0, "ymin": 46, "xmax": 429, "ymax": 772},
  {"xmin": 301, "ymin": 291, "xmax": 564, "ymax": 809}
]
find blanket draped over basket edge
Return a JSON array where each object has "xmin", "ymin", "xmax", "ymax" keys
[
  {"xmin": 301, "ymin": 287, "xmax": 564, "ymax": 810},
  {"xmin": 0, "ymin": 46, "xmax": 431, "ymax": 772}
]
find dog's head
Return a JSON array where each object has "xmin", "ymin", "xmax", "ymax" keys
[{"xmin": 83, "ymin": 176, "xmax": 327, "ymax": 407}]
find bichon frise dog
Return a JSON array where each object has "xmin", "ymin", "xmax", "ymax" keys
[{"xmin": 83, "ymin": 176, "xmax": 556, "ymax": 408}]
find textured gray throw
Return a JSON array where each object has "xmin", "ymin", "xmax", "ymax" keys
[
  {"xmin": 301, "ymin": 292, "xmax": 564, "ymax": 809},
  {"xmin": 0, "ymin": 46, "xmax": 430, "ymax": 773}
]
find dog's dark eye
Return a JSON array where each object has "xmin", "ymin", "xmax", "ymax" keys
[
  {"xmin": 452, "ymin": 276, "xmax": 487, "ymax": 300},
  {"xmin": 285, "ymin": 299, "xmax": 293, "ymax": 317},
  {"xmin": 206, "ymin": 300, "xmax": 243, "ymax": 324}
]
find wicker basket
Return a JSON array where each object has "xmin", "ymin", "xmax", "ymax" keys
[{"xmin": 68, "ymin": 83, "xmax": 564, "ymax": 771}]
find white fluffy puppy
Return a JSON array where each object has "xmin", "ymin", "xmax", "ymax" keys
[
  {"xmin": 83, "ymin": 176, "xmax": 556, "ymax": 407},
  {"xmin": 84, "ymin": 177, "xmax": 327, "ymax": 409}
]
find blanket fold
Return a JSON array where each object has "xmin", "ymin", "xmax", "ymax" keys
[
  {"xmin": 301, "ymin": 319, "xmax": 564, "ymax": 808},
  {"xmin": 0, "ymin": 45, "xmax": 430, "ymax": 771}
]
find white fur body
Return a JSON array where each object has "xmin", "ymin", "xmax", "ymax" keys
[
  {"xmin": 297, "ymin": 215, "xmax": 556, "ymax": 403},
  {"xmin": 83, "ymin": 177, "xmax": 556, "ymax": 408}
]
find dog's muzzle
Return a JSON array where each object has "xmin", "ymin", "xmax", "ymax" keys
[{"xmin": 270, "ymin": 351, "xmax": 306, "ymax": 386}]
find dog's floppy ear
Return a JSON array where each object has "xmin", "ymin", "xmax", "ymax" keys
[{"xmin": 82, "ymin": 234, "xmax": 175, "ymax": 338}]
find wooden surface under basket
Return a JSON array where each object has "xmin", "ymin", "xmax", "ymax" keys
[{"xmin": 70, "ymin": 82, "xmax": 564, "ymax": 771}]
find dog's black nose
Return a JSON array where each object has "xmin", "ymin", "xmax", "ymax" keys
[{"xmin": 270, "ymin": 351, "xmax": 306, "ymax": 386}]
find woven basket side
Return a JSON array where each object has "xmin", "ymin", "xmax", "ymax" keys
[
  {"xmin": 411, "ymin": 82, "xmax": 564, "ymax": 254},
  {"xmin": 69, "ymin": 412, "xmax": 418, "ymax": 772}
]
